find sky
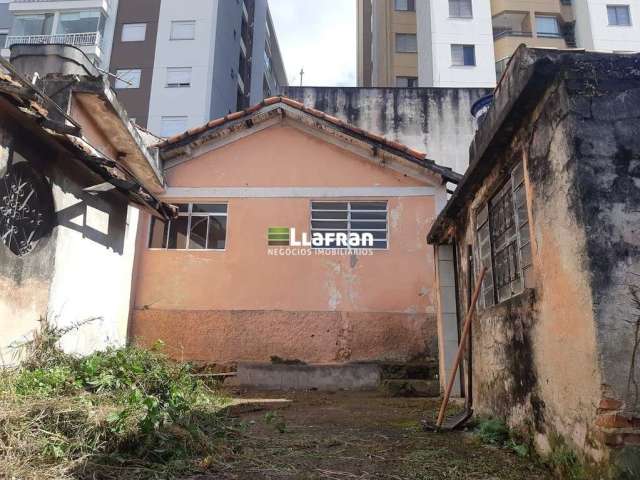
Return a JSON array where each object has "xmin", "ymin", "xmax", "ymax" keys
[{"xmin": 268, "ymin": 0, "xmax": 357, "ymax": 87}]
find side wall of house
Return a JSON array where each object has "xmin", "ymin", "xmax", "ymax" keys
[
  {"xmin": 0, "ymin": 109, "xmax": 137, "ymax": 363},
  {"xmin": 131, "ymin": 124, "xmax": 441, "ymax": 364},
  {"xmin": 451, "ymin": 79, "xmax": 605, "ymax": 460}
]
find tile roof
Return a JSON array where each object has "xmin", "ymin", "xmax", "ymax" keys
[{"xmin": 158, "ymin": 96, "xmax": 461, "ymax": 184}]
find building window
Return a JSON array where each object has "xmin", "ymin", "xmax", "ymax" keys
[
  {"xmin": 475, "ymin": 161, "xmax": 532, "ymax": 308},
  {"xmin": 396, "ymin": 76, "xmax": 418, "ymax": 87},
  {"xmin": 451, "ymin": 44, "xmax": 476, "ymax": 66},
  {"xmin": 310, "ymin": 201, "xmax": 388, "ymax": 249},
  {"xmin": 57, "ymin": 11, "xmax": 105, "ymax": 35},
  {"xmin": 121, "ymin": 23, "xmax": 146, "ymax": 42},
  {"xmin": 114, "ymin": 69, "xmax": 141, "ymax": 89},
  {"xmin": 394, "ymin": 0, "xmax": 415, "ymax": 11},
  {"xmin": 0, "ymin": 30, "xmax": 8, "ymax": 48},
  {"xmin": 535, "ymin": 15, "xmax": 561, "ymax": 37},
  {"xmin": 148, "ymin": 203, "xmax": 227, "ymax": 250},
  {"xmin": 160, "ymin": 116, "xmax": 188, "ymax": 137},
  {"xmin": 166, "ymin": 67, "xmax": 192, "ymax": 87},
  {"xmin": 607, "ymin": 5, "xmax": 631, "ymax": 25},
  {"xmin": 12, "ymin": 14, "xmax": 54, "ymax": 36},
  {"xmin": 395, "ymin": 33, "xmax": 417, "ymax": 53},
  {"xmin": 170, "ymin": 20, "xmax": 195, "ymax": 40},
  {"xmin": 449, "ymin": 0, "xmax": 473, "ymax": 18}
]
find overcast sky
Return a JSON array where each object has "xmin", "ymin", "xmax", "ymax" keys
[{"xmin": 269, "ymin": 0, "xmax": 357, "ymax": 87}]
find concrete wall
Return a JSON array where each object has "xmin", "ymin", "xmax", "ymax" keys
[
  {"xmin": 439, "ymin": 53, "xmax": 640, "ymax": 464},
  {"xmin": 131, "ymin": 124, "xmax": 442, "ymax": 364},
  {"xmin": 0, "ymin": 105, "xmax": 136, "ymax": 363},
  {"xmin": 282, "ymin": 86, "xmax": 492, "ymax": 174}
]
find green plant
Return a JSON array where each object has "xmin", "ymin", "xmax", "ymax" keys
[
  {"xmin": 475, "ymin": 418, "xmax": 510, "ymax": 445},
  {"xmin": 547, "ymin": 438, "xmax": 585, "ymax": 480}
]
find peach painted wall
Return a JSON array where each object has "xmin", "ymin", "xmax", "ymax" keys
[{"xmin": 131, "ymin": 124, "xmax": 441, "ymax": 363}]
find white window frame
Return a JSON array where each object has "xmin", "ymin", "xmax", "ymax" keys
[
  {"xmin": 166, "ymin": 67, "xmax": 192, "ymax": 88},
  {"xmin": 121, "ymin": 23, "xmax": 146, "ymax": 42},
  {"xmin": 160, "ymin": 116, "xmax": 188, "ymax": 137},
  {"xmin": 451, "ymin": 44, "xmax": 476, "ymax": 66},
  {"xmin": 114, "ymin": 69, "xmax": 141, "ymax": 89},
  {"xmin": 148, "ymin": 203, "xmax": 228, "ymax": 251},
  {"xmin": 310, "ymin": 200, "xmax": 389, "ymax": 250},
  {"xmin": 449, "ymin": 0, "xmax": 473, "ymax": 18},
  {"xmin": 607, "ymin": 5, "xmax": 632, "ymax": 26},
  {"xmin": 170, "ymin": 20, "xmax": 195, "ymax": 40},
  {"xmin": 535, "ymin": 15, "xmax": 561, "ymax": 37}
]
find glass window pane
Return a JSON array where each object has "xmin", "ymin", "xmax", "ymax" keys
[
  {"xmin": 207, "ymin": 216, "xmax": 227, "ymax": 249},
  {"xmin": 396, "ymin": 33, "xmax": 417, "ymax": 53},
  {"xmin": 463, "ymin": 45, "xmax": 476, "ymax": 65},
  {"xmin": 58, "ymin": 11, "xmax": 101, "ymax": 35},
  {"xmin": 115, "ymin": 69, "xmax": 141, "ymax": 89},
  {"xmin": 171, "ymin": 20, "xmax": 195, "ymax": 40},
  {"xmin": 166, "ymin": 67, "xmax": 192, "ymax": 87},
  {"xmin": 167, "ymin": 216, "xmax": 188, "ymax": 249},
  {"xmin": 312, "ymin": 210, "xmax": 348, "ymax": 220},
  {"xmin": 311, "ymin": 220, "xmax": 349, "ymax": 230},
  {"xmin": 122, "ymin": 23, "xmax": 146, "ymax": 42},
  {"xmin": 535, "ymin": 16, "xmax": 559, "ymax": 35},
  {"xmin": 148, "ymin": 217, "xmax": 167, "ymax": 248},
  {"xmin": 312, "ymin": 202, "xmax": 348, "ymax": 211},
  {"xmin": 351, "ymin": 201, "xmax": 387, "ymax": 211},
  {"xmin": 192, "ymin": 204, "xmax": 227, "ymax": 214},
  {"xmin": 13, "ymin": 14, "xmax": 54, "ymax": 36},
  {"xmin": 189, "ymin": 216, "xmax": 207, "ymax": 249}
]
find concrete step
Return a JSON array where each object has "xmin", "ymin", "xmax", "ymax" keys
[
  {"xmin": 381, "ymin": 379, "xmax": 440, "ymax": 398},
  {"xmin": 379, "ymin": 361, "xmax": 439, "ymax": 381}
]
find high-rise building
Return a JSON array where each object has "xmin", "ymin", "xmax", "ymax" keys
[
  {"xmin": 358, "ymin": 0, "xmax": 640, "ymax": 87},
  {"xmin": 0, "ymin": 0, "xmax": 287, "ymax": 136}
]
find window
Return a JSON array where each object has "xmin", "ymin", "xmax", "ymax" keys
[
  {"xmin": 394, "ymin": 0, "xmax": 415, "ymax": 11},
  {"xmin": 310, "ymin": 201, "xmax": 388, "ymax": 249},
  {"xmin": 451, "ymin": 44, "xmax": 476, "ymax": 66},
  {"xmin": 0, "ymin": 30, "xmax": 7, "ymax": 48},
  {"xmin": 449, "ymin": 0, "xmax": 473, "ymax": 18},
  {"xmin": 148, "ymin": 203, "xmax": 227, "ymax": 250},
  {"xmin": 535, "ymin": 15, "xmax": 561, "ymax": 37},
  {"xmin": 396, "ymin": 33, "xmax": 417, "ymax": 53},
  {"xmin": 607, "ymin": 5, "xmax": 631, "ymax": 25},
  {"xmin": 114, "ymin": 69, "xmax": 141, "ymax": 89},
  {"xmin": 160, "ymin": 116, "xmax": 188, "ymax": 137},
  {"xmin": 396, "ymin": 76, "xmax": 418, "ymax": 87},
  {"xmin": 121, "ymin": 23, "xmax": 146, "ymax": 42},
  {"xmin": 12, "ymin": 14, "xmax": 54, "ymax": 36},
  {"xmin": 170, "ymin": 20, "xmax": 195, "ymax": 40},
  {"xmin": 475, "ymin": 161, "xmax": 532, "ymax": 309},
  {"xmin": 166, "ymin": 67, "xmax": 192, "ymax": 87},
  {"xmin": 57, "ymin": 10, "xmax": 105, "ymax": 35}
]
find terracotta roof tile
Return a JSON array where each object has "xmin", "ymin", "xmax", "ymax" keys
[{"xmin": 156, "ymin": 96, "xmax": 460, "ymax": 183}]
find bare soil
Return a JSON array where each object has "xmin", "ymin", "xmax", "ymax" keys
[{"xmin": 193, "ymin": 389, "xmax": 552, "ymax": 480}]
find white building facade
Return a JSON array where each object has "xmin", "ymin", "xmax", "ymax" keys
[
  {"xmin": 574, "ymin": 0, "xmax": 640, "ymax": 52},
  {"xmin": 416, "ymin": 0, "xmax": 496, "ymax": 88}
]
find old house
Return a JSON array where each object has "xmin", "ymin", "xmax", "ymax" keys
[
  {"xmin": 0, "ymin": 45, "xmax": 171, "ymax": 363},
  {"xmin": 428, "ymin": 46, "xmax": 640, "ymax": 466},
  {"xmin": 130, "ymin": 97, "xmax": 459, "ymax": 366}
]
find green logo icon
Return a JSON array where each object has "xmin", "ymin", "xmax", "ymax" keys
[{"xmin": 268, "ymin": 226, "xmax": 290, "ymax": 246}]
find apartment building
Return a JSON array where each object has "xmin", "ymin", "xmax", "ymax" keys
[
  {"xmin": 358, "ymin": 0, "xmax": 640, "ymax": 86},
  {"xmin": 1, "ymin": 0, "xmax": 119, "ymax": 68},
  {"xmin": 358, "ymin": 0, "xmax": 496, "ymax": 87},
  {"xmin": 0, "ymin": 0, "xmax": 287, "ymax": 136},
  {"xmin": 110, "ymin": 0, "xmax": 286, "ymax": 135}
]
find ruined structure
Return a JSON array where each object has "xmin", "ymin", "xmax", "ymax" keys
[
  {"xmin": 0, "ymin": 45, "xmax": 171, "ymax": 363},
  {"xmin": 428, "ymin": 46, "xmax": 640, "ymax": 469}
]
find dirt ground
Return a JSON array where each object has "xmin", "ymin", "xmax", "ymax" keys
[{"xmin": 194, "ymin": 389, "xmax": 552, "ymax": 480}]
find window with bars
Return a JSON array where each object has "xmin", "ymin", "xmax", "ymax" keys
[
  {"xmin": 148, "ymin": 203, "xmax": 227, "ymax": 250},
  {"xmin": 475, "ymin": 161, "xmax": 532, "ymax": 309},
  {"xmin": 310, "ymin": 201, "xmax": 388, "ymax": 249}
]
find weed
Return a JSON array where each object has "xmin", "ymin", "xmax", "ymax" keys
[
  {"xmin": 475, "ymin": 417, "xmax": 510, "ymax": 445},
  {"xmin": 0, "ymin": 318, "xmax": 230, "ymax": 480},
  {"xmin": 547, "ymin": 439, "xmax": 585, "ymax": 480}
]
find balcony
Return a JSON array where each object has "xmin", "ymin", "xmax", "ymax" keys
[{"xmin": 5, "ymin": 31, "xmax": 101, "ymax": 48}]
